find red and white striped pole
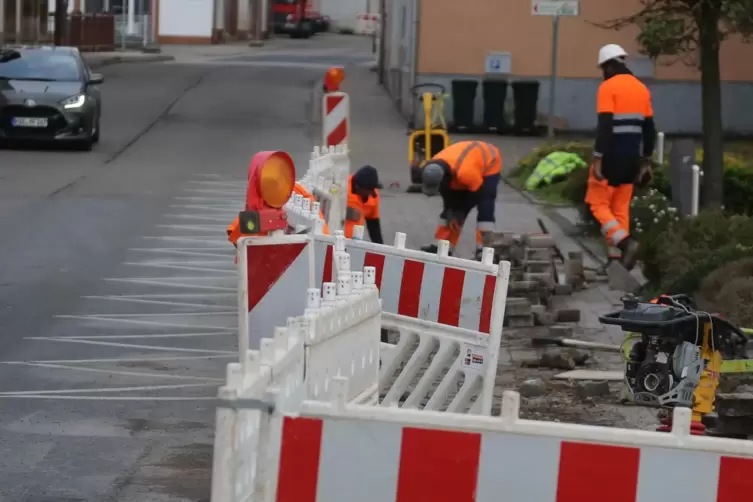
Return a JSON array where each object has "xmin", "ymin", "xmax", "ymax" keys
[{"xmin": 322, "ymin": 66, "xmax": 349, "ymax": 147}]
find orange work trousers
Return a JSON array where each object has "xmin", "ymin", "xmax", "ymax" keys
[
  {"xmin": 434, "ymin": 225, "xmax": 485, "ymax": 249},
  {"xmin": 584, "ymin": 170, "xmax": 634, "ymax": 259}
]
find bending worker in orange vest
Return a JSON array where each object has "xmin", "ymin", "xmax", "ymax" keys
[
  {"xmin": 226, "ymin": 182, "xmax": 329, "ymax": 247},
  {"xmin": 344, "ymin": 165, "xmax": 384, "ymax": 244},
  {"xmin": 419, "ymin": 140, "xmax": 502, "ymax": 258},
  {"xmin": 586, "ymin": 44, "xmax": 655, "ymax": 271}
]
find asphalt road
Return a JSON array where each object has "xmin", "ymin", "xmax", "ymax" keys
[{"xmin": 0, "ymin": 35, "xmax": 374, "ymax": 502}]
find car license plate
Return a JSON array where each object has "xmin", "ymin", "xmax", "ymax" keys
[{"xmin": 11, "ymin": 117, "xmax": 48, "ymax": 128}]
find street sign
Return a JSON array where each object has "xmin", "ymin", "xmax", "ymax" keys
[
  {"xmin": 484, "ymin": 51, "xmax": 511, "ymax": 74},
  {"xmin": 532, "ymin": 0, "xmax": 579, "ymax": 16}
]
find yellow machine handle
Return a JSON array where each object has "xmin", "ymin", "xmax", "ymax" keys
[{"xmin": 423, "ymin": 91, "xmax": 434, "ymax": 160}]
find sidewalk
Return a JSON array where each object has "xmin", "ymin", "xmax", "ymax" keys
[{"xmin": 343, "ymin": 65, "xmax": 658, "ymax": 429}]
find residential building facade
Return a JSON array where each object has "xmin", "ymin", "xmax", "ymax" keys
[{"xmin": 382, "ymin": 0, "xmax": 753, "ymax": 134}]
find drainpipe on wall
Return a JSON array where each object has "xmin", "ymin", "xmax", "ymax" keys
[
  {"xmin": 0, "ymin": 0, "xmax": 5, "ymax": 45},
  {"xmin": 14, "ymin": 0, "xmax": 20, "ymax": 44},
  {"xmin": 409, "ymin": 0, "xmax": 420, "ymax": 122}
]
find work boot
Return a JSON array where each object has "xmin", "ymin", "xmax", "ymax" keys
[
  {"xmin": 474, "ymin": 246, "xmax": 485, "ymax": 261},
  {"xmin": 420, "ymin": 244, "xmax": 453, "ymax": 256},
  {"xmin": 617, "ymin": 237, "xmax": 640, "ymax": 272},
  {"xmin": 421, "ymin": 244, "xmax": 438, "ymax": 254}
]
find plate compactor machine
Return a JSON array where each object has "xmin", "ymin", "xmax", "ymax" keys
[
  {"xmin": 406, "ymin": 83, "xmax": 450, "ymax": 193},
  {"xmin": 599, "ymin": 294, "xmax": 748, "ymax": 434}
]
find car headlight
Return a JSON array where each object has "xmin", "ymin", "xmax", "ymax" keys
[{"xmin": 61, "ymin": 94, "xmax": 86, "ymax": 109}]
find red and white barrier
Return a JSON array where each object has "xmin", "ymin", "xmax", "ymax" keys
[
  {"xmin": 354, "ymin": 13, "xmax": 379, "ymax": 35},
  {"xmin": 238, "ymin": 224, "xmax": 509, "ymax": 415},
  {"xmin": 313, "ymin": 233, "xmax": 499, "ymax": 333},
  {"xmin": 214, "ymin": 336, "xmax": 753, "ymax": 502},
  {"xmin": 239, "ymin": 234, "xmax": 316, "ymax": 353},
  {"xmin": 215, "ymin": 246, "xmax": 382, "ymax": 502},
  {"xmin": 271, "ymin": 395, "xmax": 753, "ymax": 502},
  {"xmin": 323, "ymin": 92, "xmax": 349, "ymax": 147},
  {"xmin": 295, "ymin": 145, "xmax": 350, "ymax": 233}
]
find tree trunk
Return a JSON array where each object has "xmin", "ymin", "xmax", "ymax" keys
[{"xmin": 697, "ymin": 2, "xmax": 724, "ymax": 209}]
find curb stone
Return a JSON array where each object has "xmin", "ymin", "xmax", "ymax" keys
[{"xmin": 84, "ymin": 54, "xmax": 175, "ymax": 69}]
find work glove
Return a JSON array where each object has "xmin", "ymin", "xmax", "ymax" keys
[
  {"xmin": 590, "ymin": 158, "xmax": 605, "ymax": 181},
  {"xmin": 635, "ymin": 159, "xmax": 653, "ymax": 188}
]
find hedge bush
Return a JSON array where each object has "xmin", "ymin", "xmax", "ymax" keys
[
  {"xmin": 652, "ymin": 211, "xmax": 753, "ymax": 288},
  {"xmin": 698, "ymin": 272, "xmax": 753, "ymax": 328},
  {"xmin": 663, "ymin": 244, "xmax": 753, "ymax": 296},
  {"xmin": 514, "ymin": 142, "xmax": 753, "ymax": 216}
]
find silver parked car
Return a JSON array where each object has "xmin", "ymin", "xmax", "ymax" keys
[{"xmin": 0, "ymin": 46, "xmax": 103, "ymax": 151}]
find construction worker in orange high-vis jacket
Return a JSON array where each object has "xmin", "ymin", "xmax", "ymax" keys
[
  {"xmin": 419, "ymin": 140, "xmax": 502, "ymax": 258},
  {"xmin": 586, "ymin": 44, "xmax": 655, "ymax": 272},
  {"xmin": 226, "ymin": 182, "xmax": 329, "ymax": 248},
  {"xmin": 344, "ymin": 165, "xmax": 384, "ymax": 244}
]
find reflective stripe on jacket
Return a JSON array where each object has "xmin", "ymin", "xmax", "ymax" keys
[{"xmin": 432, "ymin": 140, "xmax": 502, "ymax": 192}]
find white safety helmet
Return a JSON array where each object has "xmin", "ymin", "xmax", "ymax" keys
[{"xmin": 597, "ymin": 44, "xmax": 628, "ymax": 67}]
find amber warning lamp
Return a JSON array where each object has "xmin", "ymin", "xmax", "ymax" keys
[
  {"xmin": 239, "ymin": 151, "xmax": 296, "ymax": 235},
  {"xmin": 323, "ymin": 66, "xmax": 345, "ymax": 93}
]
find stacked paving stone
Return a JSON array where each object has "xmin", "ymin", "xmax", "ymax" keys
[
  {"xmin": 484, "ymin": 232, "xmax": 585, "ymax": 329},
  {"xmin": 710, "ymin": 390, "xmax": 753, "ymax": 439}
]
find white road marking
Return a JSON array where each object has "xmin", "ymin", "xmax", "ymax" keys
[
  {"xmin": 123, "ymin": 262, "xmax": 234, "ymax": 274},
  {"xmin": 1, "ymin": 354, "xmax": 235, "ymax": 364},
  {"xmin": 126, "ymin": 260, "xmax": 233, "ymax": 267},
  {"xmin": 84, "ymin": 293, "xmax": 236, "ymax": 298},
  {"xmin": 54, "ymin": 315, "xmax": 235, "ymax": 330},
  {"xmin": 103, "ymin": 276, "xmax": 236, "ymax": 281},
  {"xmin": 0, "ymin": 383, "xmax": 216, "ymax": 396},
  {"xmin": 185, "ymin": 189, "xmax": 245, "ymax": 195},
  {"xmin": 59, "ymin": 332, "xmax": 234, "ymax": 340},
  {"xmin": 157, "ymin": 224, "xmax": 227, "ymax": 232},
  {"xmin": 142, "ymin": 236, "xmax": 228, "ymax": 244},
  {"xmin": 82, "ymin": 295, "xmax": 235, "ymax": 310},
  {"xmin": 7, "ymin": 362, "xmax": 223, "ymax": 382},
  {"xmin": 164, "ymin": 214, "xmax": 234, "ymax": 222},
  {"xmin": 188, "ymin": 181, "xmax": 244, "ymax": 187},
  {"xmin": 58, "ymin": 312, "xmax": 235, "ymax": 318},
  {"xmin": 0, "ymin": 395, "xmax": 219, "ymax": 401},
  {"xmin": 103, "ymin": 278, "xmax": 235, "ymax": 291},
  {"xmin": 128, "ymin": 249, "xmax": 233, "ymax": 258},
  {"xmin": 25, "ymin": 337, "xmax": 236, "ymax": 354},
  {"xmin": 174, "ymin": 196, "xmax": 242, "ymax": 203},
  {"xmin": 169, "ymin": 204, "xmax": 240, "ymax": 212}
]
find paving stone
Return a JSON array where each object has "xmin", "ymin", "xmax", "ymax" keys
[
  {"xmin": 519, "ymin": 378, "xmax": 547, "ymax": 398},
  {"xmin": 574, "ymin": 380, "xmax": 611, "ymax": 399},
  {"xmin": 539, "ymin": 351, "xmax": 576, "ymax": 370}
]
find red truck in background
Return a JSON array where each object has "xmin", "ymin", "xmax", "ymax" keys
[{"xmin": 272, "ymin": 0, "xmax": 330, "ymax": 39}]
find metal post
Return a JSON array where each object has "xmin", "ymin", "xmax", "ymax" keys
[
  {"xmin": 127, "ymin": 0, "xmax": 134, "ymax": 34},
  {"xmin": 139, "ymin": 0, "xmax": 146, "ymax": 46},
  {"xmin": 547, "ymin": 14, "xmax": 560, "ymax": 138},
  {"xmin": 656, "ymin": 131, "xmax": 665, "ymax": 164},
  {"xmin": 691, "ymin": 164, "xmax": 701, "ymax": 217}
]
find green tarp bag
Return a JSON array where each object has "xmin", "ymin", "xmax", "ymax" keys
[{"xmin": 524, "ymin": 151, "xmax": 587, "ymax": 191}]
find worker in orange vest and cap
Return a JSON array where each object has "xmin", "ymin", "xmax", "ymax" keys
[
  {"xmin": 226, "ymin": 182, "xmax": 329, "ymax": 247},
  {"xmin": 419, "ymin": 140, "xmax": 502, "ymax": 258},
  {"xmin": 344, "ymin": 165, "xmax": 384, "ymax": 244}
]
